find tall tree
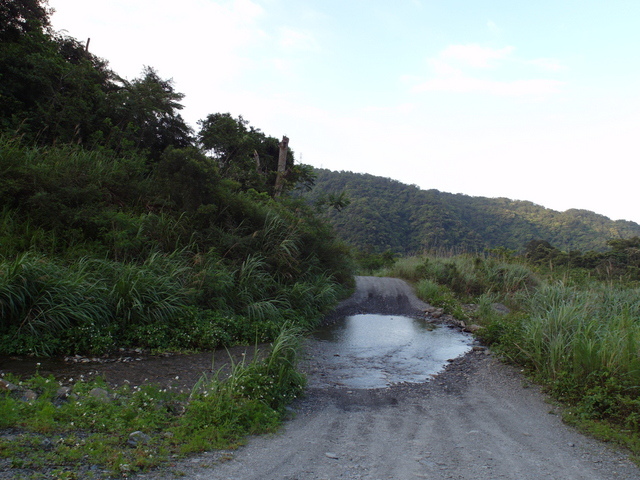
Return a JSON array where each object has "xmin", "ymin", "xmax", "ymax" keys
[
  {"xmin": 198, "ymin": 113, "xmax": 313, "ymax": 195},
  {"xmin": 0, "ymin": 0, "xmax": 117, "ymax": 144},
  {"xmin": 0, "ymin": 0, "xmax": 52, "ymax": 42},
  {"xmin": 107, "ymin": 67, "xmax": 193, "ymax": 161}
]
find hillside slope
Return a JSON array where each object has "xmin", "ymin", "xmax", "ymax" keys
[{"xmin": 306, "ymin": 169, "xmax": 640, "ymax": 254}]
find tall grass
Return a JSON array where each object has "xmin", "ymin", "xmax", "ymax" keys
[
  {"xmin": 380, "ymin": 256, "xmax": 425, "ymax": 281},
  {"xmin": 386, "ymin": 254, "xmax": 537, "ymax": 300},
  {"xmin": 520, "ymin": 282, "xmax": 640, "ymax": 387},
  {"xmin": 0, "ymin": 253, "xmax": 111, "ymax": 355},
  {"xmin": 254, "ymin": 212, "xmax": 301, "ymax": 273},
  {"xmin": 0, "ymin": 252, "xmax": 198, "ymax": 355},
  {"xmin": 377, "ymin": 251, "xmax": 640, "ymax": 446},
  {"xmin": 0, "ymin": 246, "xmax": 342, "ymax": 355}
]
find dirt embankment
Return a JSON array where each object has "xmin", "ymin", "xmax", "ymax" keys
[{"xmin": 135, "ymin": 276, "xmax": 640, "ymax": 480}]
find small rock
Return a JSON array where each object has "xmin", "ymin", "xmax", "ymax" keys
[
  {"xmin": 21, "ymin": 389, "xmax": 38, "ymax": 402},
  {"xmin": 89, "ymin": 387, "xmax": 111, "ymax": 402},
  {"xmin": 325, "ymin": 452, "xmax": 339, "ymax": 459},
  {"xmin": 0, "ymin": 379, "xmax": 18, "ymax": 391},
  {"xmin": 464, "ymin": 324, "xmax": 483, "ymax": 333},
  {"xmin": 449, "ymin": 319, "xmax": 464, "ymax": 328},
  {"xmin": 492, "ymin": 303, "xmax": 510, "ymax": 314},
  {"xmin": 128, "ymin": 431, "xmax": 151, "ymax": 447},
  {"xmin": 56, "ymin": 386, "xmax": 72, "ymax": 399}
]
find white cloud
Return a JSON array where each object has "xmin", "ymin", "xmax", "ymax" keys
[
  {"xmin": 429, "ymin": 58, "xmax": 463, "ymax": 77},
  {"xmin": 527, "ymin": 58, "xmax": 568, "ymax": 72},
  {"xmin": 413, "ymin": 77, "xmax": 565, "ymax": 96},
  {"xmin": 440, "ymin": 44, "xmax": 514, "ymax": 68},
  {"xmin": 278, "ymin": 27, "xmax": 320, "ymax": 52},
  {"xmin": 411, "ymin": 44, "xmax": 566, "ymax": 97}
]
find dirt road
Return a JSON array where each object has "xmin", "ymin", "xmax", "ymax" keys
[{"xmin": 137, "ymin": 276, "xmax": 640, "ymax": 480}]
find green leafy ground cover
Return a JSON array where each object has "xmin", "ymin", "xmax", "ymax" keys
[{"xmin": 0, "ymin": 327, "xmax": 305, "ymax": 479}]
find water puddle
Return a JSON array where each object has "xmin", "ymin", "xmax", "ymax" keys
[{"xmin": 309, "ymin": 314, "xmax": 472, "ymax": 389}]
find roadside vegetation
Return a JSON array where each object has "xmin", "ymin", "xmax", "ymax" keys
[
  {"xmin": 0, "ymin": 2, "xmax": 353, "ymax": 478},
  {"xmin": 377, "ymin": 240, "xmax": 640, "ymax": 459}
]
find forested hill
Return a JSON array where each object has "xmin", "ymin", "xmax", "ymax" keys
[{"xmin": 306, "ymin": 169, "xmax": 640, "ymax": 254}]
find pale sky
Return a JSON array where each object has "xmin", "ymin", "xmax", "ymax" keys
[{"xmin": 49, "ymin": 0, "xmax": 640, "ymax": 223}]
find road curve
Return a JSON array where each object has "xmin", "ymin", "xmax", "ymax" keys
[{"xmin": 137, "ymin": 276, "xmax": 640, "ymax": 480}]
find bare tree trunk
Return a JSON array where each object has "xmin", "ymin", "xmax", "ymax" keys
[
  {"xmin": 253, "ymin": 149, "xmax": 261, "ymax": 172},
  {"xmin": 274, "ymin": 135, "xmax": 289, "ymax": 197}
]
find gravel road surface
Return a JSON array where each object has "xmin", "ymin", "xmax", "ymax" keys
[{"xmin": 136, "ymin": 276, "xmax": 640, "ymax": 480}]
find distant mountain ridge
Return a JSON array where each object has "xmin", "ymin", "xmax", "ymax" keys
[{"xmin": 306, "ymin": 169, "xmax": 640, "ymax": 254}]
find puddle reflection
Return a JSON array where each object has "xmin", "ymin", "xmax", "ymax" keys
[{"xmin": 312, "ymin": 314, "xmax": 472, "ymax": 389}]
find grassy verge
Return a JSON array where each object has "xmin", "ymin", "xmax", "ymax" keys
[
  {"xmin": 0, "ymin": 326, "xmax": 305, "ymax": 479},
  {"xmin": 383, "ymin": 253, "xmax": 640, "ymax": 458}
]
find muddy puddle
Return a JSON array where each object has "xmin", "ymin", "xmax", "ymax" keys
[
  {"xmin": 0, "ymin": 346, "xmax": 264, "ymax": 391},
  {"xmin": 307, "ymin": 314, "xmax": 472, "ymax": 389}
]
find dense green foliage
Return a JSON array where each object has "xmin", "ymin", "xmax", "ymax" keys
[
  {"xmin": 0, "ymin": 1, "xmax": 353, "ymax": 356},
  {"xmin": 306, "ymin": 169, "xmax": 640, "ymax": 255},
  {"xmin": 384, "ymin": 252, "xmax": 640, "ymax": 455},
  {"xmin": 0, "ymin": 4, "xmax": 352, "ymax": 473},
  {"xmin": 0, "ymin": 132, "xmax": 351, "ymax": 357},
  {"xmin": 522, "ymin": 237, "xmax": 640, "ymax": 280}
]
